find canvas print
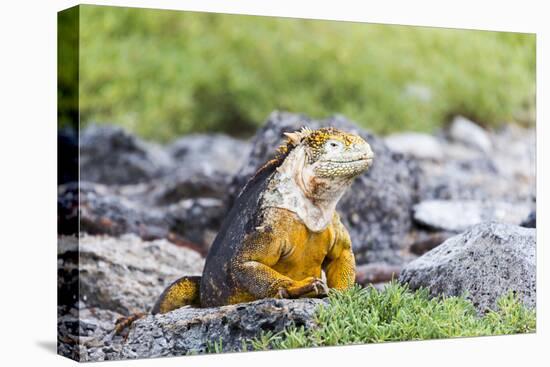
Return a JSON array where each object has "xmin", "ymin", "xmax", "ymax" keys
[{"xmin": 57, "ymin": 5, "xmax": 536, "ymax": 362}]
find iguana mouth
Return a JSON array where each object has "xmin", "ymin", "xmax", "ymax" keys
[
  {"xmin": 325, "ymin": 153, "xmax": 374, "ymax": 164},
  {"xmin": 315, "ymin": 156, "xmax": 373, "ymax": 178},
  {"xmin": 327, "ymin": 157, "xmax": 373, "ymax": 164}
]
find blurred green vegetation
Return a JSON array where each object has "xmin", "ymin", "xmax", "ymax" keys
[
  {"xmin": 64, "ymin": 5, "xmax": 535, "ymax": 141},
  {"xmin": 57, "ymin": 6, "xmax": 79, "ymax": 129}
]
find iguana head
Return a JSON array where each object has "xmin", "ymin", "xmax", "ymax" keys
[
  {"xmin": 272, "ymin": 126, "xmax": 374, "ymax": 203},
  {"xmin": 257, "ymin": 126, "xmax": 374, "ymax": 231},
  {"xmin": 281, "ymin": 127, "xmax": 374, "ymax": 179}
]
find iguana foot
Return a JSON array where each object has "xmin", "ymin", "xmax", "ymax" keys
[{"xmin": 277, "ymin": 277, "xmax": 329, "ymax": 299}]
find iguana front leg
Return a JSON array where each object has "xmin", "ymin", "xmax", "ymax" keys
[
  {"xmin": 277, "ymin": 276, "xmax": 329, "ymax": 298},
  {"xmin": 232, "ymin": 228, "xmax": 327, "ymax": 299},
  {"xmin": 324, "ymin": 222, "xmax": 355, "ymax": 289},
  {"xmin": 237, "ymin": 261, "xmax": 327, "ymax": 298}
]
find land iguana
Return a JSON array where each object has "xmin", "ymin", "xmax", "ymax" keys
[{"xmin": 115, "ymin": 127, "xmax": 374, "ymax": 331}]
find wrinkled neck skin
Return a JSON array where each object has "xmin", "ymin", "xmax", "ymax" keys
[{"xmin": 261, "ymin": 146, "xmax": 353, "ymax": 232}]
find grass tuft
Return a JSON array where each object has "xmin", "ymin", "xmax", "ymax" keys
[{"xmin": 248, "ymin": 282, "xmax": 535, "ymax": 351}]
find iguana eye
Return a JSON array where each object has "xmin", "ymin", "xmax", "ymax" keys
[{"xmin": 325, "ymin": 140, "xmax": 342, "ymax": 149}]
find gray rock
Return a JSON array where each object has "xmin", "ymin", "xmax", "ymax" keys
[
  {"xmin": 113, "ymin": 166, "xmax": 233, "ymax": 207},
  {"xmin": 163, "ymin": 197, "xmax": 226, "ymax": 250},
  {"xmin": 56, "ymin": 231, "xmax": 200, "ymax": 361},
  {"xmin": 447, "ymin": 116, "xmax": 493, "ymax": 154},
  {"xmin": 58, "ymin": 182, "xmax": 222, "ymax": 253},
  {"xmin": 415, "ymin": 158, "xmax": 501, "ymax": 201},
  {"xmin": 416, "ymin": 124, "xmax": 535, "ymax": 205},
  {"xmin": 169, "ymin": 133, "xmax": 251, "ymax": 177},
  {"xmin": 61, "ymin": 297, "xmax": 324, "ymax": 361},
  {"xmin": 355, "ymin": 262, "xmax": 402, "ymax": 286},
  {"xmin": 68, "ymin": 182, "xmax": 172, "ymax": 239},
  {"xmin": 57, "ymin": 305, "xmax": 126, "ymax": 362},
  {"xmin": 490, "ymin": 125, "xmax": 536, "ymax": 202},
  {"xmin": 399, "ymin": 222, "xmax": 536, "ymax": 313},
  {"xmin": 408, "ymin": 230, "xmax": 454, "ymax": 256},
  {"xmin": 58, "ymin": 234, "xmax": 204, "ymax": 315},
  {"xmin": 413, "ymin": 200, "xmax": 532, "ymax": 232},
  {"xmin": 81, "ymin": 126, "xmax": 250, "ymax": 200},
  {"xmin": 521, "ymin": 211, "xmax": 536, "ymax": 228},
  {"xmin": 120, "ymin": 298, "xmax": 325, "ymax": 359},
  {"xmin": 136, "ymin": 134, "xmax": 252, "ymax": 205},
  {"xmin": 80, "ymin": 125, "xmax": 173, "ymax": 185},
  {"xmin": 491, "ymin": 125, "xmax": 535, "ymax": 180},
  {"xmin": 57, "ymin": 234, "xmax": 325, "ymax": 362},
  {"xmin": 384, "ymin": 132, "xmax": 444, "ymax": 160},
  {"xmin": 230, "ymin": 111, "xmax": 419, "ymax": 265}
]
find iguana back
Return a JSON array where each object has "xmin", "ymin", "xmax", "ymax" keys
[{"xmin": 199, "ymin": 162, "xmax": 276, "ymax": 307}]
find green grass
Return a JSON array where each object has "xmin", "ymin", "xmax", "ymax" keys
[
  {"xmin": 248, "ymin": 283, "xmax": 535, "ymax": 350},
  {"xmin": 62, "ymin": 5, "xmax": 535, "ymax": 141}
]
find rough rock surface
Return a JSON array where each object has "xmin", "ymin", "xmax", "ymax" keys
[
  {"xmin": 80, "ymin": 125, "xmax": 173, "ymax": 185},
  {"xmin": 58, "ymin": 182, "xmax": 224, "ymax": 254},
  {"xmin": 413, "ymin": 199, "xmax": 532, "ymax": 232},
  {"xmin": 130, "ymin": 168, "xmax": 233, "ymax": 204},
  {"xmin": 58, "ymin": 235, "xmax": 204, "ymax": 315},
  {"xmin": 60, "ymin": 182, "xmax": 172, "ymax": 240},
  {"xmin": 58, "ymin": 234, "xmax": 326, "ymax": 362},
  {"xmin": 120, "ymin": 298, "xmax": 325, "ymax": 359},
  {"xmin": 59, "ymin": 298, "xmax": 325, "ymax": 362},
  {"xmin": 230, "ymin": 111, "xmax": 419, "ymax": 265},
  {"xmin": 80, "ymin": 124, "xmax": 250, "ymax": 187},
  {"xmin": 168, "ymin": 133, "xmax": 251, "ymax": 177},
  {"xmin": 58, "ymin": 234, "xmax": 203, "ymax": 361},
  {"xmin": 58, "ymin": 305, "xmax": 125, "ymax": 361},
  {"xmin": 399, "ymin": 222, "xmax": 536, "ymax": 313},
  {"xmin": 61, "ymin": 127, "xmax": 253, "ymax": 251}
]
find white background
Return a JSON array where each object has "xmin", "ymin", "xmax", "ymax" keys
[{"xmin": 0, "ymin": 0, "xmax": 547, "ymax": 366}]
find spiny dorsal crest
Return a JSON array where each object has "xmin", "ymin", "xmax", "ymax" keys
[
  {"xmin": 276, "ymin": 126, "xmax": 313, "ymax": 156},
  {"xmin": 283, "ymin": 126, "xmax": 313, "ymax": 146}
]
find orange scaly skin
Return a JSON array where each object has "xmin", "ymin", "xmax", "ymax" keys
[{"xmin": 228, "ymin": 208, "xmax": 354, "ymax": 304}]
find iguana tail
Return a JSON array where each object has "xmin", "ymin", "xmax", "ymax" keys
[
  {"xmin": 151, "ymin": 275, "xmax": 201, "ymax": 314},
  {"xmin": 114, "ymin": 276, "xmax": 201, "ymax": 336}
]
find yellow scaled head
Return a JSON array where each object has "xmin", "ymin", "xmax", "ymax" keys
[{"xmin": 282, "ymin": 127, "xmax": 374, "ymax": 179}]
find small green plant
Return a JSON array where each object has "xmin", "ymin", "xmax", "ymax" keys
[
  {"xmin": 250, "ymin": 282, "xmax": 535, "ymax": 351},
  {"xmin": 205, "ymin": 337, "xmax": 225, "ymax": 354}
]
